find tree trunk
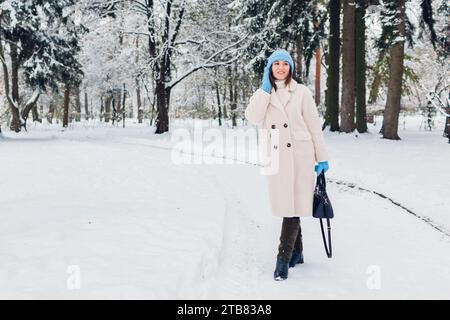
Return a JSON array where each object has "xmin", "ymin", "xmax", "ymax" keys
[
  {"xmin": 445, "ymin": 114, "xmax": 450, "ymax": 138},
  {"xmin": 0, "ymin": 38, "xmax": 19, "ymax": 132},
  {"xmin": 296, "ymin": 36, "xmax": 304, "ymax": 82},
  {"xmin": 111, "ymin": 92, "xmax": 117, "ymax": 125},
  {"xmin": 229, "ymin": 65, "xmax": 237, "ymax": 128},
  {"xmin": 368, "ymin": 50, "xmax": 386, "ymax": 104},
  {"xmin": 46, "ymin": 101, "xmax": 55, "ymax": 124},
  {"xmin": 315, "ymin": 47, "xmax": 321, "ymax": 106},
  {"xmin": 84, "ymin": 90, "xmax": 89, "ymax": 120},
  {"xmin": 154, "ymin": 47, "xmax": 170, "ymax": 132},
  {"xmin": 149, "ymin": 94, "xmax": 156, "ymax": 126},
  {"xmin": 134, "ymin": 35, "xmax": 143, "ymax": 123},
  {"xmin": 116, "ymin": 89, "xmax": 122, "ymax": 114},
  {"xmin": 382, "ymin": 0, "xmax": 406, "ymax": 140},
  {"xmin": 145, "ymin": 0, "xmax": 163, "ymax": 131},
  {"xmin": 63, "ymin": 84, "xmax": 71, "ymax": 128},
  {"xmin": 31, "ymin": 104, "xmax": 41, "ymax": 122},
  {"xmin": 104, "ymin": 94, "xmax": 112, "ymax": 123},
  {"xmin": 303, "ymin": 20, "xmax": 313, "ymax": 84},
  {"xmin": 154, "ymin": 0, "xmax": 172, "ymax": 134},
  {"xmin": 355, "ymin": 0, "xmax": 368, "ymax": 133},
  {"xmin": 0, "ymin": 40, "xmax": 9, "ymax": 134},
  {"xmin": 136, "ymin": 79, "xmax": 143, "ymax": 123},
  {"xmin": 222, "ymin": 85, "xmax": 228, "ymax": 119},
  {"xmin": 74, "ymin": 87, "xmax": 81, "ymax": 121},
  {"xmin": 100, "ymin": 96, "xmax": 104, "ymax": 121},
  {"xmin": 21, "ymin": 92, "xmax": 41, "ymax": 124},
  {"xmin": 215, "ymin": 78, "xmax": 222, "ymax": 126},
  {"xmin": 445, "ymin": 91, "xmax": 450, "ymax": 138},
  {"xmin": 122, "ymin": 83, "xmax": 126, "ymax": 128},
  {"xmin": 9, "ymin": 44, "xmax": 21, "ymax": 132},
  {"xmin": 11, "ymin": 49, "xmax": 19, "ymax": 99},
  {"xmin": 155, "ymin": 82, "xmax": 169, "ymax": 133},
  {"xmin": 325, "ymin": 0, "xmax": 340, "ymax": 132},
  {"xmin": 340, "ymin": 0, "xmax": 356, "ymax": 133}
]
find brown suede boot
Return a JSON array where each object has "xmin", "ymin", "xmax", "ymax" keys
[
  {"xmin": 274, "ymin": 217, "xmax": 300, "ymax": 280},
  {"xmin": 289, "ymin": 221, "xmax": 304, "ymax": 267}
]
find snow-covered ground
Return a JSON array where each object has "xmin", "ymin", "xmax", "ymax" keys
[{"xmin": 0, "ymin": 115, "xmax": 449, "ymax": 299}]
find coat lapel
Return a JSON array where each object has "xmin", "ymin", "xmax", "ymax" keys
[{"xmin": 270, "ymin": 79, "xmax": 298, "ymax": 119}]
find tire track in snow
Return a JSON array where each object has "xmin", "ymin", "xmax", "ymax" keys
[
  {"xmin": 103, "ymin": 137, "xmax": 450, "ymax": 239},
  {"xmin": 331, "ymin": 180, "xmax": 450, "ymax": 238},
  {"xmin": 92, "ymin": 135, "xmax": 264, "ymax": 297},
  {"xmin": 192, "ymin": 164, "xmax": 260, "ymax": 298}
]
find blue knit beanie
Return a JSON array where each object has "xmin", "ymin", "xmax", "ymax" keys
[{"xmin": 266, "ymin": 49, "xmax": 295, "ymax": 75}]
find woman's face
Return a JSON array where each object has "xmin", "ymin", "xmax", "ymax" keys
[{"xmin": 271, "ymin": 60, "xmax": 290, "ymax": 80}]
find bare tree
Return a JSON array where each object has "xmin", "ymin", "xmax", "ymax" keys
[{"xmin": 116, "ymin": 0, "xmax": 245, "ymax": 133}]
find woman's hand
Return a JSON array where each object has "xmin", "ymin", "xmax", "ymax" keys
[
  {"xmin": 261, "ymin": 65, "xmax": 272, "ymax": 93},
  {"xmin": 315, "ymin": 161, "xmax": 329, "ymax": 174}
]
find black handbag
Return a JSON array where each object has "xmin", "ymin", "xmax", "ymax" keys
[{"xmin": 313, "ymin": 172, "xmax": 334, "ymax": 258}]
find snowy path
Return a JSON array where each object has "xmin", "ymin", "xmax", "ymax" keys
[
  {"xmin": 1, "ymin": 124, "xmax": 450, "ymax": 299},
  {"xmin": 198, "ymin": 162, "xmax": 450, "ymax": 299},
  {"xmin": 0, "ymin": 132, "xmax": 226, "ymax": 298}
]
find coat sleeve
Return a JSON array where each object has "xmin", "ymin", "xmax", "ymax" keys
[
  {"xmin": 301, "ymin": 86, "xmax": 329, "ymax": 163},
  {"xmin": 244, "ymin": 89, "xmax": 271, "ymax": 125}
]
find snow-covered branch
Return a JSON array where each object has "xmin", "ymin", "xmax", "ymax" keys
[
  {"xmin": 167, "ymin": 32, "xmax": 249, "ymax": 89},
  {"xmin": 128, "ymin": 0, "xmax": 149, "ymax": 15},
  {"xmin": 169, "ymin": 0, "xmax": 186, "ymax": 47},
  {"xmin": 174, "ymin": 31, "xmax": 242, "ymax": 47},
  {"xmin": 122, "ymin": 30, "xmax": 153, "ymax": 37}
]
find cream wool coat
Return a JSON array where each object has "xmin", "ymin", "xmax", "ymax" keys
[{"xmin": 245, "ymin": 79, "xmax": 329, "ymax": 217}]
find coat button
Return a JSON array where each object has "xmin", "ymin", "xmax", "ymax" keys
[
  {"xmin": 284, "ymin": 123, "xmax": 288, "ymax": 128},
  {"xmin": 271, "ymin": 124, "xmax": 276, "ymax": 129},
  {"xmin": 274, "ymin": 145, "xmax": 278, "ymax": 149},
  {"xmin": 287, "ymin": 143, "xmax": 291, "ymax": 148}
]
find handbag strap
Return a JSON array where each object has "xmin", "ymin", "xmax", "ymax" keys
[
  {"xmin": 317, "ymin": 172, "xmax": 332, "ymax": 258},
  {"xmin": 319, "ymin": 218, "xmax": 332, "ymax": 258},
  {"xmin": 318, "ymin": 171, "xmax": 326, "ymax": 189}
]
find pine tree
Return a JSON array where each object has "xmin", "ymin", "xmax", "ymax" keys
[
  {"xmin": 324, "ymin": 0, "xmax": 340, "ymax": 132},
  {"xmin": 0, "ymin": 0, "xmax": 84, "ymax": 132},
  {"xmin": 241, "ymin": 0, "xmax": 326, "ymax": 83},
  {"xmin": 379, "ymin": 0, "xmax": 439, "ymax": 140},
  {"xmin": 340, "ymin": 0, "xmax": 356, "ymax": 133},
  {"xmin": 355, "ymin": 0, "xmax": 368, "ymax": 133},
  {"xmin": 381, "ymin": 0, "xmax": 407, "ymax": 140}
]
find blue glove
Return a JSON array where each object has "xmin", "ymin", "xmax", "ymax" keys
[
  {"xmin": 261, "ymin": 65, "xmax": 272, "ymax": 93},
  {"xmin": 315, "ymin": 161, "xmax": 329, "ymax": 174}
]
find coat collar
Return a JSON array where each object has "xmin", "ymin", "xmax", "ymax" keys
[
  {"xmin": 270, "ymin": 79, "xmax": 298, "ymax": 118},
  {"xmin": 287, "ymin": 78, "xmax": 298, "ymax": 92},
  {"xmin": 270, "ymin": 78, "xmax": 298, "ymax": 93}
]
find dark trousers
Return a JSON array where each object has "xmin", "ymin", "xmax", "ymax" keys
[{"xmin": 277, "ymin": 217, "xmax": 303, "ymax": 262}]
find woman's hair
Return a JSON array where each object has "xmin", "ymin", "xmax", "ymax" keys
[{"xmin": 269, "ymin": 64, "xmax": 293, "ymax": 91}]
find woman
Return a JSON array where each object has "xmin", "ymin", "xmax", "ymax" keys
[{"xmin": 245, "ymin": 49, "xmax": 330, "ymax": 281}]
